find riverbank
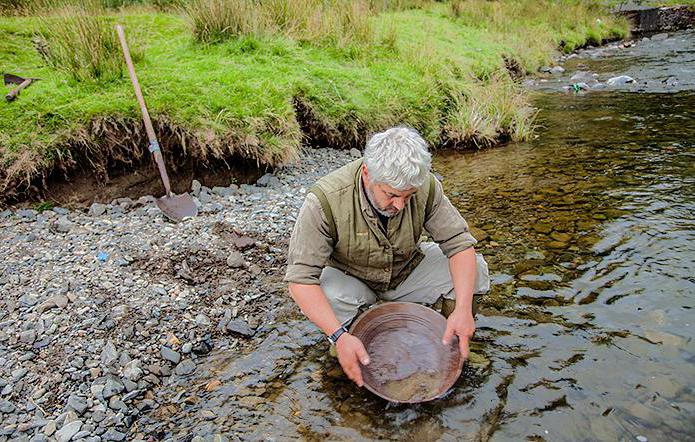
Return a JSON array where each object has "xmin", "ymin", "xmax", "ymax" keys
[{"xmin": 0, "ymin": 0, "xmax": 628, "ymax": 206}]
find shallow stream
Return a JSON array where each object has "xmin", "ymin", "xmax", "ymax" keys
[{"xmin": 144, "ymin": 31, "xmax": 695, "ymax": 441}]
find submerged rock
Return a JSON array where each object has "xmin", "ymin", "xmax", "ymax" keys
[{"xmin": 606, "ymin": 75, "xmax": 635, "ymax": 86}]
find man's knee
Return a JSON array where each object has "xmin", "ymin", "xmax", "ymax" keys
[{"xmin": 320, "ymin": 267, "xmax": 376, "ymax": 323}]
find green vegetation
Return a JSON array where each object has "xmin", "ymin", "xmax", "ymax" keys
[{"xmin": 0, "ymin": 1, "xmax": 628, "ymax": 201}]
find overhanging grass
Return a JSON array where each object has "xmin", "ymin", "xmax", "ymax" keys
[{"xmin": 0, "ymin": 1, "xmax": 628, "ymax": 201}]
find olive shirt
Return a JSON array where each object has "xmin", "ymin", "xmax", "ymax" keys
[{"xmin": 284, "ymin": 173, "xmax": 478, "ymax": 288}]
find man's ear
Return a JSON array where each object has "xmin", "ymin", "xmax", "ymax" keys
[{"xmin": 361, "ymin": 164, "xmax": 370, "ymax": 186}]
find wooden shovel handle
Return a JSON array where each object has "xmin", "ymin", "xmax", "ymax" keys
[
  {"xmin": 5, "ymin": 78, "xmax": 32, "ymax": 102},
  {"xmin": 115, "ymin": 24, "xmax": 172, "ymax": 197}
]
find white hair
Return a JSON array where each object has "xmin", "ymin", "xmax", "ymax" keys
[{"xmin": 363, "ymin": 127, "xmax": 432, "ymax": 190}]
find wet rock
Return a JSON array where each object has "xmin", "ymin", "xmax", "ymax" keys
[
  {"xmin": 88, "ymin": 203, "xmax": 107, "ymax": 217},
  {"xmin": 226, "ymin": 319, "xmax": 255, "ymax": 337},
  {"xmin": 532, "ymin": 223, "xmax": 553, "ymax": 234},
  {"xmin": 606, "ymin": 75, "xmax": 635, "ymax": 86},
  {"xmin": 550, "ymin": 231, "xmax": 572, "ymax": 243},
  {"xmin": 160, "ymin": 346, "xmax": 181, "ymax": 364},
  {"xmin": 55, "ymin": 420, "xmax": 82, "ymax": 442},
  {"xmin": 570, "ymin": 71, "xmax": 598, "ymax": 84}
]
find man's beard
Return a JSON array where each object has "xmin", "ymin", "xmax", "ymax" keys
[{"xmin": 365, "ymin": 184, "xmax": 398, "ymax": 218}]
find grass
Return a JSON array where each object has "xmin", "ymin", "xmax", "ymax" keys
[{"xmin": 0, "ymin": 1, "xmax": 629, "ymax": 203}]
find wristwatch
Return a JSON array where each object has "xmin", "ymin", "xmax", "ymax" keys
[{"xmin": 327, "ymin": 325, "xmax": 348, "ymax": 345}]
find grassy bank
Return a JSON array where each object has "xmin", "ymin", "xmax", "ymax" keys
[{"xmin": 0, "ymin": 1, "xmax": 628, "ymax": 203}]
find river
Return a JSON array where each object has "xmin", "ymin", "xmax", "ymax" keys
[{"xmin": 146, "ymin": 30, "xmax": 695, "ymax": 441}]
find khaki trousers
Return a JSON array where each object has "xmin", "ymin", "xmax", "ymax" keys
[{"xmin": 320, "ymin": 242, "xmax": 489, "ymax": 324}]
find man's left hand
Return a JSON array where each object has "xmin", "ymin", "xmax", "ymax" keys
[{"xmin": 442, "ymin": 308, "xmax": 475, "ymax": 360}]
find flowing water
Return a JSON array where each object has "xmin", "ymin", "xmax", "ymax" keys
[{"xmin": 148, "ymin": 31, "xmax": 695, "ymax": 441}]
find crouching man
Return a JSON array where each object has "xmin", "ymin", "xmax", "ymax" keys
[{"xmin": 284, "ymin": 127, "xmax": 489, "ymax": 386}]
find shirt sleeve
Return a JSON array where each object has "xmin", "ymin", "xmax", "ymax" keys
[
  {"xmin": 283, "ymin": 192, "xmax": 335, "ymax": 285},
  {"xmin": 424, "ymin": 178, "xmax": 477, "ymax": 257}
]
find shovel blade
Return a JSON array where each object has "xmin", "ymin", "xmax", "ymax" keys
[{"xmin": 155, "ymin": 193, "xmax": 198, "ymax": 222}]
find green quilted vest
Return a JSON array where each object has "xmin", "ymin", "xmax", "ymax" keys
[{"xmin": 310, "ymin": 159, "xmax": 435, "ymax": 292}]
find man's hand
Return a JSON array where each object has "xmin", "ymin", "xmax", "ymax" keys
[
  {"xmin": 442, "ymin": 308, "xmax": 475, "ymax": 360},
  {"xmin": 336, "ymin": 333, "xmax": 370, "ymax": 386}
]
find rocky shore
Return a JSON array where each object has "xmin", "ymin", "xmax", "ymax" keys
[{"xmin": 0, "ymin": 147, "xmax": 359, "ymax": 441}]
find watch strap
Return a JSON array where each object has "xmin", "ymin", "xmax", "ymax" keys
[{"xmin": 327, "ymin": 325, "xmax": 348, "ymax": 345}]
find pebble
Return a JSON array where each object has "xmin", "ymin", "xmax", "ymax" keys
[
  {"xmin": 102, "ymin": 377, "xmax": 125, "ymax": 399},
  {"xmin": 66, "ymin": 394, "xmax": 88, "ymax": 416},
  {"xmin": 226, "ymin": 250, "xmax": 245, "ymax": 268},
  {"xmin": 55, "ymin": 420, "xmax": 82, "ymax": 442},
  {"xmin": 88, "ymin": 203, "xmax": 107, "ymax": 216},
  {"xmin": 160, "ymin": 346, "xmax": 181, "ymax": 364},
  {"xmin": 174, "ymin": 359, "xmax": 197, "ymax": 376}
]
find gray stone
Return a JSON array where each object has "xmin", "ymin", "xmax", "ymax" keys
[
  {"xmin": 88, "ymin": 203, "xmax": 107, "ymax": 217},
  {"xmin": 12, "ymin": 368, "xmax": 28, "ymax": 380},
  {"xmin": 55, "ymin": 420, "xmax": 82, "ymax": 442},
  {"xmin": 191, "ymin": 179, "xmax": 202, "ymax": 196},
  {"xmin": 19, "ymin": 294, "xmax": 38, "ymax": 307},
  {"xmin": 30, "ymin": 435, "xmax": 49, "ymax": 442},
  {"xmin": 39, "ymin": 294, "xmax": 69, "ymax": 312},
  {"xmin": 160, "ymin": 346, "xmax": 181, "ymax": 364},
  {"xmin": 226, "ymin": 319, "xmax": 255, "ymax": 337},
  {"xmin": 53, "ymin": 207, "xmax": 70, "ymax": 215},
  {"xmin": 102, "ymin": 377, "xmax": 124, "ymax": 399},
  {"xmin": 212, "ymin": 186, "xmax": 234, "ymax": 197},
  {"xmin": 73, "ymin": 430, "xmax": 91, "ymax": 439},
  {"xmin": 181, "ymin": 343, "xmax": 193, "ymax": 354},
  {"xmin": 174, "ymin": 359, "xmax": 196, "ymax": 376},
  {"xmin": 67, "ymin": 394, "xmax": 88, "ymax": 416},
  {"xmin": 0, "ymin": 209, "xmax": 11, "ymax": 218},
  {"xmin": 200, "ymin": 409, "xmax": 216, "ymax": 420},
  {"xmin": 550, "ymin": 66, "xmax": 565, "ymax": 74},
  {"xmin": 42, "ymin": 420, "xmax": 56, "ymax": 437},
  {"xmin": 53, "ymin": 216, "xmax": 72, "ymax": 233},
  {"xmin": 17, "ymin": 209, "xmax": 37, "ymax": 220},
  {"xmin": 651, "ymin": 33, "xmax": 668, "ymax": 41},
  {"xmin": 349, "ymin": 148, "xmax": 361, "ymax": 158},
  {"xmin": 606, "ymin": 75, "xmax": 635, "ymax": 86},
  {"xmin": 226, "ymin": 251, "xmax": 245, "ymax": 268},
  {"xmin": 102, "ymin": 429, "xmax": 126, "ymax": 441},
  {"xmin": 256, "ymin": 173, "xmax": 281, "ymax": 188},
  {"xmin": 198, "ymin": 191, "xmax": 212, "ymax": 204},
  {"xmin": 0, "ymin": 399, "xmax": 16, "ymax": 413},
  {"xmin": 20, "ymin": 329, "xmax": 36, "ymax": 344},
  {"xmin": 100, "ymin": 340, "xmax": 118, "ymax": 367},
  {"xmin": 122, "ymin": 361, "xmax": 143, "ymax": 382},
  {"xmin": 194, "ymin": 314, "xmax": 211, "ymax": 327},
  {"xmin": 108, "ymin": 396, "xmax": 127, "ymax": 411}
]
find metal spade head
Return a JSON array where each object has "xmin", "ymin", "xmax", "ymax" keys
[
  {"xmin": 349, "ymin": 302, "xmax": 462, "ymax": 403},
  {"xmin": 155, "ymin": 193, "xmax": 198, "ymax": 222}
]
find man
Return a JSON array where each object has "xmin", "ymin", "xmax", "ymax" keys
[{"xmin": 285, "ymin": 127, "xmax": 489, "ymax": 387}]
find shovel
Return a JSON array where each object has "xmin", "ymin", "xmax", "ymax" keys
[
  {"xmin": 115, "ymin": 24, "xmax": 197, "ymax": 222},
  {"xmin": 4, "ymin": 73, "xmax": 40, "ymax": 102}
]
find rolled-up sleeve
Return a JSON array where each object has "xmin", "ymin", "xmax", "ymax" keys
[
  {"xmin": 424, "ymin": 178, "xmax": 477, "ymax": 257},
  {"xmin": 284, "ymin": 193, "xmax": 334, "ymax": 285}
]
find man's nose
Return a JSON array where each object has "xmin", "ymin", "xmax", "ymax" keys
[{"xmin": 393, "ymin": 198, "xmax": 405, "ymax": 211}]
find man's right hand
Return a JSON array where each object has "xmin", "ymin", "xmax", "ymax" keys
[{"xmin": 335, "ymin": 333, "xmax": 370, "ymax": 387}]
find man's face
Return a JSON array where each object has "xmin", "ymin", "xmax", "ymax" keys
[{"xmin": 362, "ymin": 165, "xmax": 417, "ymax": 217}]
